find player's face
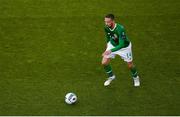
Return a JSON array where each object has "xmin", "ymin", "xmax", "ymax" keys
[{"xmin": 104, "ymin": 18, "xmax": 114, "ymax": 28}]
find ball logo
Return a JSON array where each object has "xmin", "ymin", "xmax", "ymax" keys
[{"xmin": 65, "ymin": 93, "xmax": 77, "ymax": 104}]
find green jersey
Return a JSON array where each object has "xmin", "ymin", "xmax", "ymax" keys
[{"xmin": 104, "ymin": 23, "xmax": 130, "ymax": 52}]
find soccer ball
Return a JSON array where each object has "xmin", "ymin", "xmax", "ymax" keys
[{"xmin": 65, "ymin": 92, "xmax": 77, "ymax": 104}]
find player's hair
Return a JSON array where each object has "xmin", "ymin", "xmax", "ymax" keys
[{"xmin": 105, "ymin": 14, "xmax": 115, "ymax": 20}]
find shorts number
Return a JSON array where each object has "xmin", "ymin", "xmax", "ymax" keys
[{"xmin": 126, "ymin": 53, "xmax": 132, "ymax": 59}]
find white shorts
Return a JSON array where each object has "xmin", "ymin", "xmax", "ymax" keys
[{"xmin": 105, "ymin": 42, "xmax": 133, "ymax": 62}]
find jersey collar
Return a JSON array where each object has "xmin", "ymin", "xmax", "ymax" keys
[{"xmin": 108, "ymin": 23, "xmax": 117, "ymax": 31}]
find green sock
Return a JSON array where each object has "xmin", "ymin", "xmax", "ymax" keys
[
  {"xmin": 130, "ymin": 66, "xmax": 138, "ymax": 78},
  {"xmin": 103, "ymin": 64, "xmax": 114, "ymax": 77}
]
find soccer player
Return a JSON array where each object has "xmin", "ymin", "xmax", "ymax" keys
[{"xmin": 102, "ymin": 14, "xmax": 140, "ymax": 87}]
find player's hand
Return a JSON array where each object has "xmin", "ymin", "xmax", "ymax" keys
[{"xmin": 102, "ymin": 50, "xmax": 111, "ymax": 56}]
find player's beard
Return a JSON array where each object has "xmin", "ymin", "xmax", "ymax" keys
[
  {"xmin": 107, "ymin": 24, "xmax": 112, "ymax": 28},
  {"xmin": 107, "ymin": 22, "xmax": 115, "ymax": 29}
]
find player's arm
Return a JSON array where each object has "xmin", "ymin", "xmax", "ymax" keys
[
  {"xmin": 104, "ymin": 28, "xmax": 110, "ymax": 43},
  {"xmin": 111, "ymin": 29, "xmax": 126, "ymax": 52},
  {"xmin": 102, "ymin": 28, "xmax": 111, "ymax": 56}
]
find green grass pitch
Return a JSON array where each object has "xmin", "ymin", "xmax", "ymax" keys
[{"xmin": 0, "ymin": 0, "xmax": 179, "ymax": 115}]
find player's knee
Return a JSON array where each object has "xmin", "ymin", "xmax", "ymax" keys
[
  {"xmin": 127, "ymin": 62, "xmax": 133, "ymax": 69},
  {"xmin": 102, "ymin": 61, "xmax": 108, "ymax": 66},
  {"xmin": 101, "ymin": 59, "xmax": 109, "ymax": 66}
]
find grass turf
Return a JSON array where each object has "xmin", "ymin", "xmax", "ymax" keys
[{"xmin": 0, "ymin": 0, "xmax": 179, "ymax": 115}]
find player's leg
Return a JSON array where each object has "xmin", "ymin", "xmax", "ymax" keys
[
  {"xmin": 116, "ymin": 42, "xmax": 140, "ymax": 86},
  {"xmin": 101, "ymin": 57, "xmax": 115, "ymax": 86},
  {"xmin": 127, "ymin": 62, "xmax": 138, "ymax": 77},
  {"xmin": 102, "ymin": 57, "xmax": 113, "ymax": 77},
  {"xmin": 127, "ymin": 62, "xmax": 140, "ymax": 86}
]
